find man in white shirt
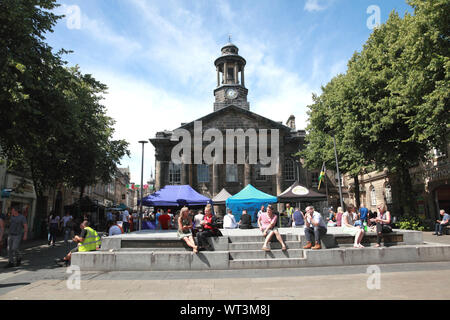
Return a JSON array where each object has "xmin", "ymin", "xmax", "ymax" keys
[
  {"xmin": 122, "ymin": 209, "xmax": 130, "ymax": 233},
  {"xmin": 193, "ymin": 210, "xmax": 204, "ymax": 236},
  {"xmin": 108, "ymin": 221, "xmax": 123, "ymax": 236},
  {"xmin": 223, "ymin": 209, "xmax": 238, "ymax": 229},
  {"xmin": 303, "ymin": 206, "xmax": 327, "ymax": 250}
]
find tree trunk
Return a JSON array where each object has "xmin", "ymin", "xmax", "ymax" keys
[
  {"xmin": 353, "ymin": 174, "xmax": 361, "ymax": 209},
  {"xmin": 398, "ymin": 164, "xmax": 417, "ymax": 216}
]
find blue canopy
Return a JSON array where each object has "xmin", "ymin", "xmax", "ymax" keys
[
  {"xmin": 226, "ymin": 184, "xmax": 278, "ymax": 222},
  {"xmin": 139, "ymin": 185, "xmax": 212, "ymax": 207}
]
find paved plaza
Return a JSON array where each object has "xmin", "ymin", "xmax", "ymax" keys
[{"xmin": 0, "ymin": 231, "xmax": 450, "ymax": 300}]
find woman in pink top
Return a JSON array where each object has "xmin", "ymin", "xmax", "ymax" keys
[{"xmin": 257, "ymin": 204, "xmax": 287, "ymax": 251}]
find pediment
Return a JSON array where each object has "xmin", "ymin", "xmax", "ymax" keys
[{"xmin": 177, "ymin": 105, "xmax": 290, "ymax": 133}]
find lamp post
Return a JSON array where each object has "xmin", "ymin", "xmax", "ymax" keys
[
  {"xmin": 332, "ymin": 135, "xmax": 344, "ymax": 210},
  {"xmin": 138, "ymin": 140, "xmax": 148, "ymax": 231}
]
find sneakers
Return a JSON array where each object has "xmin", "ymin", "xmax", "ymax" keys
[
  {"xmin": 312, "ymin": 242, "xmax": 321, "ymax": 250},
  {"xmin": 303, "ymin": 241, "xmax": 312, "ymax": 249}
]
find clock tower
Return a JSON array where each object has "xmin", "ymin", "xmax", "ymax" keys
[{"xmin": 213, "ymin": 41, "xmax": 250, "ymax": 111}]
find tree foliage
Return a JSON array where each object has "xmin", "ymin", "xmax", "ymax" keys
[
  {"xmin": 302, "ymin": 0, "xmax": 449, "ymax": 215},
  {"xmin": 0, "ymin": 0, "xmax": 129, "ymax": 205}
]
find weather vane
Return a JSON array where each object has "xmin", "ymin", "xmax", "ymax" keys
[{"xmin": 228, "ymin": 34, "xmax": 232, "ymax": 43}]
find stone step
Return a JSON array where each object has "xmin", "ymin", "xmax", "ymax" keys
[
  {"xmin": 229, "ymin": 257, "xmax": 308, "ymax": 269},
  {"xmin": 229, "ymin": 249, "xmax": 304, "ymax": 260},
  {"xmin": 228, "ymin": 241, "xmax": 302, "ymax": 251},
  {"xmin": 227, "ymin": 234, "xmax": 299, "ymax": 243}
]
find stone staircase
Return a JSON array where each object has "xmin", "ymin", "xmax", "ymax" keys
[
  {"xmin": 227, "ymin": 234, "xmax": 306, "ymax": 269},
  {"xmin": 71, "ymin": 229, "xmax": 450, "ymax": 271}
]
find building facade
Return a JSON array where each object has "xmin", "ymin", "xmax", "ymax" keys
[{"xmin": 150, "ymin": 42, "xmax": 329, "ymax": 214}]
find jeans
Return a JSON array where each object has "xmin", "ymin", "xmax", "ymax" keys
[
  {"xmin": 8, "ymin": 234, "xmax": 22, "ymax": 264},
  {"xmin": 435, "ymin": 223, "xmax": 448, "ymax": 235},
  {"xmin": 304, "ymin": 226, "xmax": 327, "ymax": 243},
  {"xmin": 196, "ymin": 229, "xmax": 215, "ymax": 249},
  {"xmin": 122, "ymin": 222, "xmax": 129, "ymax": 233},
  {"xmin": 49, "ymin": 224, "xmax": 58, "ymax": 245},
  {"xmin": 376, "ymin": 223, "xmax": 392, "ymax": 244}
]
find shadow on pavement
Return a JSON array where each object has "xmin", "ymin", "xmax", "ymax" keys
[{"xmin": 0, "ymin": 282, "xmax": 30, "ymax": 289}]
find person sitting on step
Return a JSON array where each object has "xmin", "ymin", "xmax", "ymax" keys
[
  {"xmin": 303, "ymin": 206, "xmax": 327, "ymax": 250},
  {"xmin": 258, "ymin": 204, "xmax": 287, "ymax": 252}
]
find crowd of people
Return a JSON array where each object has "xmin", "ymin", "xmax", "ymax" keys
[{"xmin": 0, "ymin": 201, "xmax": 448, "ymax": 268}]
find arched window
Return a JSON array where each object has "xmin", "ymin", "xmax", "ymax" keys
[
  {"xmin": 284, "ymin": 159, "xmax": 295, "ymax": 181},
  {"xmin": 169, "ymin": 162, "xmax": 181, "ymax": 185},
  {"xmin": 370, "ymin": 186, "xmax": 377, "ymax": 206},
  {"xmin": 226, "ymin": 164, "xmax": 238, "ymax": 182},
  {"xmin": 385, "ymin": 184, "xmax": 392, "ymax": 204}
]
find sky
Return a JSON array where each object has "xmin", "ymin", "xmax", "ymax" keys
[{"xmin": 45, "ymin": 0, "xmax": 414, "ymax": 185}]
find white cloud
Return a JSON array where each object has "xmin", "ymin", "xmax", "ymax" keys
[{"xmin": 304, "ymin": 0, "xmax": 334, "ymax": 12}]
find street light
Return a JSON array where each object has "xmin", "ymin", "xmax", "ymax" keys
[
  {"xmin": 138, "ymin": 140, "xmax": 148, "ymax": 231},
  {"xmin": 332, "ymin": 135, "xmax": 344, "ymax": 210}
]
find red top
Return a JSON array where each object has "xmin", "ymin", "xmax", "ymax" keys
[
  {"xmin": 158, "ymin": 214, "xmax": 171, "ymax": 230},
  {"xmin": 203, "ymin": 215, "xmax": 213, "ymax": 230}
]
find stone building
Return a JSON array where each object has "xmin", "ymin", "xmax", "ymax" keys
[{"xmin": 150, "ymin": 42, "xmax": 327, "ymax": 213}]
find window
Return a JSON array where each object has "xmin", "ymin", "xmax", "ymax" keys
[
  {"xmin": 169, "ymin": 162, "xmax": 181, "ymax": 185},
  {"xmin": 255, "ymin": 164, "xmax": 267, "ymax": 181},
  {"xmin": 197, "ymin": 164, "xmax": 209, "ymax": 183},
  {"xmin": 226, "ymin": 164, "xmax": 238, "ymax": 182},
  {"xmin": 335, "ymin": 173, "xmax": 344, "ymax": 187},
  {"xmin": 284, "ymin": 159, "xmax": 295, "ymax": 181},
  {"xmin": 385, "ymin": 184, "xmax": 392, "ymax": 204},
  {"xmin": 311, "ymin": 172, "xmax": 319, "ymax": 188},
  {"xmin": 370, "ymin": 186, "xmax": 377, "ymax": 206}
]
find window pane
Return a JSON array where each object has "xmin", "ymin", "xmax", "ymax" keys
[
  {"xmin": 370, "ymin": 187, "xmax": 377, "ymax": 206},
  {"xmin": 169, "ymin": 163, "xmax": 181, "ymax": 184},
  {"xmin": 226, "ymin": 164, "xmax": 238, "ymax": 182},
  {"xmin": 197, "ymin": 164, "xmax": 209, "ymax": 183},
  {"xmin": 284, "ymin": 160, "xmax": 295, "ymax": 181}
]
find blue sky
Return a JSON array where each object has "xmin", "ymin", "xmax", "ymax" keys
[{"xmin": 45, "ymin": 0, "xmax": 413, "ymax": 184}]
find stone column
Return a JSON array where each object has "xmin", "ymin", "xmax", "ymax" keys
[
  {"xmin": 234, "ymin": 64, "xmax": 238, "ymax": 84},
  {"xmin": 155, "ymin": 160, "xmax": 162, "ymax": 191},
  {"xmin": 241, "ymin": 67, "xmax": 245, "ymax": 87},
  {"xmin": 212, "ymin": 161, "xmax": 219, "ymax": 197},
  {"xmin": 224, "ymin": 62, "xmax": 227, "ymax": 84},
  {"xmin": 244, "ymin": 162, "xmax": 251, "ymax": 187},
  {"xmin": 276, "ymin": 150, "xmax": 284, "ymax": 214},
  {"xmin": 216, "ymin": 66, "xmax": 220, "ymax": 87},
  {"xmin": 181, "ymin": 164, "xmax": 188, "ymax": 185}
]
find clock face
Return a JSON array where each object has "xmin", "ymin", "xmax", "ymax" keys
[{"xmin": 226, "ymin": 88, "xmax": 238, "ymax": 99}]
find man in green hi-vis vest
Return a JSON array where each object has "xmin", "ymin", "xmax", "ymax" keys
[
  {"xmin": 285, "ymin": 203, "xmax": 294, "ymax": 227},
  {"xmin": 57, "ymin": 220, "xmax": 101, "ymax": 267}
]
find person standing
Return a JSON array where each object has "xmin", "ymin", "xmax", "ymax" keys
[
  {"xmin": 285, "ymin": 203, "xmax": 294, "ymax": 227},
  {"xmin": 4, "ymin": 206, "xmax": 28, "ymax": 268},
  {"xmin": 292, "ymin": 208, "xmax": 305, "ymax": 228},
  {"xmin": 122, "ymin": 209, "xmax": 130, "ymax": 233},
  {"xmin": 257, "ymin": 205, "xmax": 265, "ymax": 220},
  {"xmin": 223, "ymin": 209, "xmax": 238, "ymax": 229},
  {"xmin": 303, "ymin": 206, "xmax": 327, "ymax": 250},
  {"xmin": 61, "ymin": 212, "xmax": 73, "ymax": 248},
  {"xmin": 158, "ymin": 210, "xmax": 172, "ymax": 230},
  {"xmin": 48, "ymin": 211, "xmax": 60, "ymax": 247},
  {"xmin": 193, "ymin": 210, "xmax": 204, "ymax": 236},
  {"xmin": 0, "ymin": 211, "xmax": 5, "ymax": 255},
  {"xmin": 359, "ymin": 204, "xmax": 369, "ymax": 229},
  {"xmin": 433, "ymin": 209, "xmax": 449, "ymax": 236}
]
